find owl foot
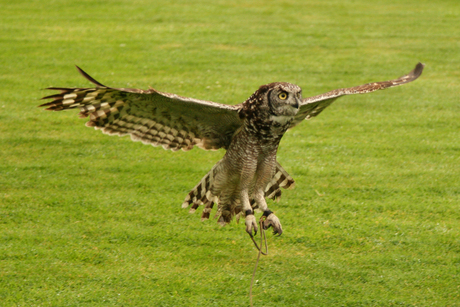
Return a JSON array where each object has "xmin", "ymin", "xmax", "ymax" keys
[
  {"xmin": 262, "ymin": 210, "xmax": 283, "ymax": 236},
  {"xmin": 245, "ymin": 212, "xmax": 258, "ymax": 237}
]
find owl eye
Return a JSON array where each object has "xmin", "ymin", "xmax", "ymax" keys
[{"xmin": 278, "ymin": 92, "xmax": 288, "ymax": 100}]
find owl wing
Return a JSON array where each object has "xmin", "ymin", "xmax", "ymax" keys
[
  {"xmin": 289, "ymin": 62, "xmax": 425, "ymax": 128},
  {"xmin": 40, "ymin": 66, "xmax": 243, "ymax": 151}
]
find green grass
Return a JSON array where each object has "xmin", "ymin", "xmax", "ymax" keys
[{"xmin": 1, "ymin": 0, "xmax": 459, "ymax": 305}]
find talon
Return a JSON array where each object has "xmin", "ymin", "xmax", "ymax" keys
[
  {"xmin": 245, "ymin": 214, "xmax": 258, "ymax": 237},
  {"xmin": 263, "ymin": 212, "xmax": 283, "ymax": 236}
]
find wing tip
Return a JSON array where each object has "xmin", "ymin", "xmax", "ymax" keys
[
  {"xmin": 398, "ymin": 62, "xmax": 424, "ymax": 85},
  {"xmin": 413, "ymin": 62, "xmax": 425, "ymax": 79},
  {"xmin": 75, "ymin": 65, "xmax": 107, "ymax": 87}
]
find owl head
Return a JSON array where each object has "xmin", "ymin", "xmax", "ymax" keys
[
  {"xmin": 266, "ymin": 82, "xmax": 302, "ymax": 117},
  {"xmin": 240, "ymin": 82, "xmax": 302, "ymax": 120}
]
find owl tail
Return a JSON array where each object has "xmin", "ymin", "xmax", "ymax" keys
[
  {"xmin": 181, "ymin": 161, "xmax": 295, "ymax": 223},
  {"xmin": 181, "ymin": 164, "xmax": 219, "ymax": 221},
  {"xmin": 262, "ymin": 161, "xmax": 296, "ymax": 202}
]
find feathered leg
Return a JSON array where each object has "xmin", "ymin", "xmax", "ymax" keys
[{"xmin": 252, "ymin": 157, "xmax": 284, "ymax": 235}]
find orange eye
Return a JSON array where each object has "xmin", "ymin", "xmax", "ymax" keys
[{"xmin": 278, "ymin": 92, "xmax": 288, "ymax": 100}]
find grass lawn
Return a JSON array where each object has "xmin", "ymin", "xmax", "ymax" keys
[{"xmin": 1, "ymin": 0, "xmax": 459, "ymax": 306}]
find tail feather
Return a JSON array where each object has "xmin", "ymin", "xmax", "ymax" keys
[
  {"xmin": 200, "ymin": 199, "xmax": 215, "ymax": 221},
  {"xmin": 181, "ymin": 164, "xmax": 219, "ymax": 214},
  {"xmin": 264, "ymin": 162, "xmax": 295, "ymax": 201},
  {"xmin": 182, "ymin": 161, "xmax": 295, "ymax": 224}
]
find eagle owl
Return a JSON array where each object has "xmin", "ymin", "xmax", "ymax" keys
[{"xmin": 40, "ymin": 63, "xmax": 424, "ymax": 237}]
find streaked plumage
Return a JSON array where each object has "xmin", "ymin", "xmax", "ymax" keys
[{"xmin": 40, "ymin": 63, "xmax": 424, "ymax": 236}]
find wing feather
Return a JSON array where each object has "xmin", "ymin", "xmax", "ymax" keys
[
  {"xmin": 40, "ymin": 66, "xmax": 243, "ymax": 151},
  {"xmin": 290, "ymin": 62, "xmax": 425, "ymax": 128}
]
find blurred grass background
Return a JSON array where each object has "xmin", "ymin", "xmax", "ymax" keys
[{"xmin": 1, "ymin": 0, "xmax": 459, "ymax": 306}]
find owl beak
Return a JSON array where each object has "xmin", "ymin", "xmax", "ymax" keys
[{"xmin": 292, "ymin": 98, "xmax": 300, "ymax": 109}]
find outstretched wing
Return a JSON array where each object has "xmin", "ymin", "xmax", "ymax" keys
[
  {"xmin": 40, "ymin": 67, "xmax": 243, "ymax": 151},
  {"xmin": 290, "ymin": 62, "xmax": 425, "ymax": 128}
]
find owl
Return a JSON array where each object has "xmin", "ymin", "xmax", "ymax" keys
[{"xmin": 40, "ymin": 63, "xmax": 424, "ymax": 237}]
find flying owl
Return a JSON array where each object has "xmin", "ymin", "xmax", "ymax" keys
[{"xmin": 40, "ymin": 63, "xmax": 424, "ymax": 237}]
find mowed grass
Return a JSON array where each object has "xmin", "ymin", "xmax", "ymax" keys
[{"xmin": 1, "ymin": 0, "xmax": 459, "ymax": 305}]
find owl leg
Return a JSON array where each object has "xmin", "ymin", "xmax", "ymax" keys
[
  {"xmin": 241, "ymin": 191, "xmax": 258, "ymax": 237},
  {"xmin": 253, "ymin": 191, "xmax": 283, "ymax": 236},
  {"xmin": 253, "ymin": 159, "xmax": 283, "ymax": 235}
]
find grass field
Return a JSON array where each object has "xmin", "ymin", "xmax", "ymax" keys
[{"xmin": 1, "ymin": 0, "xmax": 459, "ymax": 306}]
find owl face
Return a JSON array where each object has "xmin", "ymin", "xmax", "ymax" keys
[{"xmin": 267, "ymin": 83, "xmax": 302, "ymax": 117}]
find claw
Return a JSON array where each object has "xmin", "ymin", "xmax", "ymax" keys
[
  {"xmin": 263, "ymin": 212, "xmax": 283, "ymax": 236},
  {"xmin": 245, "ymin": 214, "xmax": 258, "ymax": 237}
]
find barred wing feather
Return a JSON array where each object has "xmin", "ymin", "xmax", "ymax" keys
[
  {"xmin": 40, "ymin": 66, "xmax": 243, "ymax": 151},
  {"xmin": 290, "ymin": 62, "xmax": 425, "ymax": 128}
]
